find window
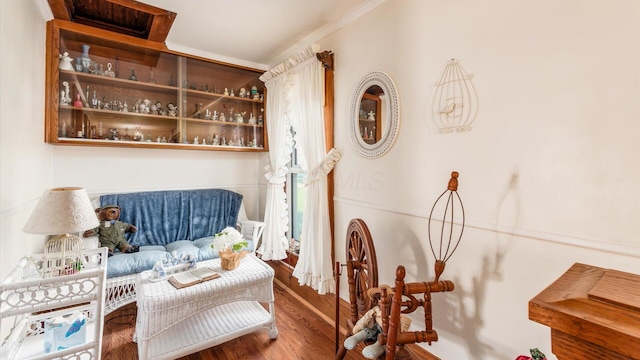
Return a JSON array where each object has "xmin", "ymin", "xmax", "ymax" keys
[{"xmin": 286, "ymin": 132, "xmax": 305, "ymax": 254}]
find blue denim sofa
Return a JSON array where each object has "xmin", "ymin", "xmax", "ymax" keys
[{"xmin": 93, "ymin": 188, "xmax": 248, "ymax": 313}]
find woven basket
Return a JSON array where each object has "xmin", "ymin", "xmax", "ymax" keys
[
  {"xmin": 219, "ymin": 249, "xmax": 248, "ymax": 270},
  {"xmin": 221, "ymin": 257, "xmax": 240, "ymax": 270}
]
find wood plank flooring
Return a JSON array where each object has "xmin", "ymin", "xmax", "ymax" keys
[{"xmin": 102, "ymin": 280, "xmax": 367, "ymax": 360}]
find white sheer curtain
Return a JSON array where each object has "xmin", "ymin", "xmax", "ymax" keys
[
  {"xmin": 258, "ymin": 45, "xmax": 341, "ymax": 293},
  {"xmin": 257, "ymin": 66, "xmax": 295, "ymax": 261}
]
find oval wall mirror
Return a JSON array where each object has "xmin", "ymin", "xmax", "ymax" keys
[{"xmin": 349, "ymin": 71, "xmax": 400, "ymax": 159}]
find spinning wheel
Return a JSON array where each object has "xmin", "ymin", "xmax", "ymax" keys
[
  {"xmin": 335, "ymin": 218, "xmax": 379, "ymax": 359},
  {"xmin": 346, "ymin": 218, "xmax": 378, "ymax": 319},
  {"xmin": 336, "ymin": 172, "xmax": 466, "ymax": 360}
]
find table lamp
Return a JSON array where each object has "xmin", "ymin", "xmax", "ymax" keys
[{"xmin": 23, "ymin": 187, "xmax": 99, "ymax": 277}]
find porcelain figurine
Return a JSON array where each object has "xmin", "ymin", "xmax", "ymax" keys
[
  {"xmin": 220, "ymin": 113, "xmax": 226, "ymax": 122},
  {"xmin": 212, "ymin": 134, "xmax": 219, "ymax": 145},
  {"xmin": 142, "ymin": 99, "xmax": 151, "ymax": 114},
  {"xmin": 60, "ymin": 81, "xmax": 71, "ymax": 105},
  {"xmin": 202, "ymin": 138, "xmax": 206, "ymax": 145},
  {"xmin": 224, "ymin": 88, "xmax": 229, "ymax": 96},
  {"xmin": 147, "ymin": 68, "xmax": 157, "ymax": 84},
  {"xmin": 367, "ymin": 111, "xmax": 375, "ymax": 120},
  {"xmin": 155, "ymin": 101, "xmax": 163, "ymax": 115},
  {"xmin": 104, "ymin": 63, "xmax": 115, "ymax": 78},
  {"xmin": 239, "ymin": 88, "xmax": 246, "ymax": 98},
  {"xmin": 167, "ymin": 103, "xmax": 177, "ymax": 117},
  {"xmin": 193, "ymin": 136, "xmax": 199, "ymax": 144},
  {"xmin": 73, "ymin": 93, "xmax": 83, "ymax": 108},
  {"xmin": 213, "ymin": 110, "xmax": 219, "ymax": 121},
  {"xmin": 128, "ymin": 67, "xmax": 137, "ymax": 81},
  {"xmin": 59, "ymin": 52, "xmax": 74, "ymax": 71}
]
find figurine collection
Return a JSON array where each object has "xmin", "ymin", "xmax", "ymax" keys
[{"xmin": 58, "ymin": 45, "xmax": 263, "ymax": 148}]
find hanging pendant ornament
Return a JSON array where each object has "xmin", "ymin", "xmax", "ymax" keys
[{"xmin": 429, "ymin": 59, "xmax": 478, "ymax": 133}]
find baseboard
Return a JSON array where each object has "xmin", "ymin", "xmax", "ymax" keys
[{"xmin": 267, "ymin": 260, "xmax": 440, "ymax": 360}]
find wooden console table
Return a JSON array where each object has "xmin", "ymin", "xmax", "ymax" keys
[{"xmin": 529, "ymin": 263, "xmax": 640, "ymax": 360}]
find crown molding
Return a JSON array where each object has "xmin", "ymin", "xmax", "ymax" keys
[{"xmin": 266, "ymin": 0, "xmax": 387, "ymax": 68}]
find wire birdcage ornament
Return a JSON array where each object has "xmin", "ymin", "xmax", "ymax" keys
[
  {"xmin": 430, "ymin": 59, "xmax": 478, "ymax": 133},
  {"xmin": 428, "ymin": 171, "xmax": 465, "ymax": 281}
]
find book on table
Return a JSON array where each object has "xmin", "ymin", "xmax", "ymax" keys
[{"xmin": 169, "ymin": 267, "xmax": 221, "ymax": 289}]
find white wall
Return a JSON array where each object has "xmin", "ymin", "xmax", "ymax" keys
[
  {"xmin": 0, "ymin": 0, "xmax": 53, "ymax": 279},
  {"xmin": 322, "ymin": 0, "xmax": 639, "ymax": 359}
]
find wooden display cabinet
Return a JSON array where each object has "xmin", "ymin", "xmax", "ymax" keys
[
  {"xmin": 45, "ymin": 19, "xmax": 268, "ymax": 151},
  {"xmin": 358, "ymin": 89, "xmax": 382, "ymax": 144}
]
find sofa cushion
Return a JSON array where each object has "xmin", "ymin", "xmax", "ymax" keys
[
  {"xmin": 107, "ymin": 246, "xmax": 168, "ymax": 278},
  {"xmin": 107, "ymin": 238, "xmax": 255, "ymax": 278}
]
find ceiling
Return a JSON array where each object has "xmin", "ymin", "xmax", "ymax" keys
[{"xmin": 43, "ymin": 0, "xmax": 384, "ymax": 69}]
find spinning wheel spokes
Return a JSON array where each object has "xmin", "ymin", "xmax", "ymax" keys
[{"xmin": 345, "ymin": 219, "xmax": 378, "ymax": 317}]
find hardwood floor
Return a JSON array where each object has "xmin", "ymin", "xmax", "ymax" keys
[{"xmin": 102, "ymin": 279, "xmax": 367, "ymax": 360}]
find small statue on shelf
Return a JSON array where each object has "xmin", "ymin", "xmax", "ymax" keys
[
  {"xmin": 193, "ymin": 136, "xmax": 199, "ymax": 144},
  {"xmin": 147, "ymin": 68, "xmax": 157, "ymax": 84},
  {"xmin": 128, "ymin": 67, "xmax": 137, "ymax": 81},
  {"xmin": 73, "ymin": 93, "xmax": 83, "ymax": 108},
  {"xmin": 58, "ymin": 52, "xmax": 74, "ymax": 71},
  {"xmin": 155, "ymin": 101, "xmax": 164, "ymax": 115},
  {"xmin": 60, "ymin": 81, "xmax": 71, "ymax": 105},
  {"xmin": 104, "ymin": 63, "xmax": 115, "ymax": 78},
  {"xmin": 167, "ymin": 103, "xmax": 177, "ymax": 117}
]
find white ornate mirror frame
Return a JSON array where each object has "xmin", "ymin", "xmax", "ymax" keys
[{"xmin": 349, "ymin": 71, "xmax": 400, "ymax": 159}]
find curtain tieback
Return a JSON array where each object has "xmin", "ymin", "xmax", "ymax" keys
[{"xmin": 305, "ymin": 148, "xmax": 343, "ymax": 184}]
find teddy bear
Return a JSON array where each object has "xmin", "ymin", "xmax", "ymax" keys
[{"xmin": 83, "ymin": 205, "xmax": 139, "ymax": 256}]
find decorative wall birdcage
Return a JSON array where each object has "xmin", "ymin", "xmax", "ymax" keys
[{"xmin": 429, "ymin": 59, "xmax": 479, "ymax": 133}]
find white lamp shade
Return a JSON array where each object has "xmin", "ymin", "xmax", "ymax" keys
[{"xmin": 23, "ymin": 187, "xmax": 99, "ymax": 235}]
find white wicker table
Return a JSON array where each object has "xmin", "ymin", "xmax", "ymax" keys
[{"xmin": 135, "ymin": 254, "xmax": 278, "ymax": 360}]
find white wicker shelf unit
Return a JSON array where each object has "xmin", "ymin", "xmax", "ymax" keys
[{"xmin": 0, "ymin": 248, "xmax": 107, "ymax": 360}]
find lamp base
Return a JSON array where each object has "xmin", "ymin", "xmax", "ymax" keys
[{"xmin": 42, "ymin": 233, "xmax": 84, "ymax": 278}]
